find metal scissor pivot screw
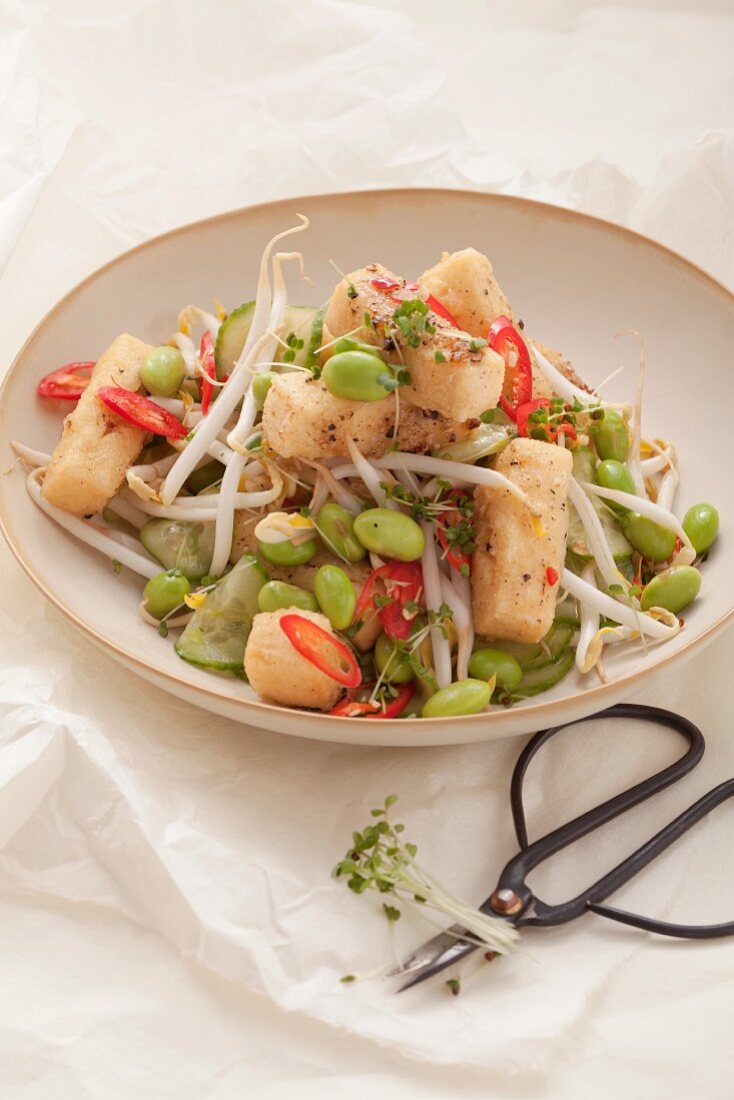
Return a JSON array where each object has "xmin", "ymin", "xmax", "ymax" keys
[{"xmin": 490, "ymin": 888, "xmax": 522, "ymax": 916}]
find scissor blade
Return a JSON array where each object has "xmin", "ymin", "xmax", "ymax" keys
[{"xmin": 391, "ymin": 925, "xmax": 480, "ymax": 992}]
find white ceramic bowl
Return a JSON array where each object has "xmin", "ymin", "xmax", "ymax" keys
[{"xmin": 1, "ymin": 190, "xmax": 732, "ymax": 746}]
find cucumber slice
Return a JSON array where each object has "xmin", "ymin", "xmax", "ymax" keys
[
  {"xmin": 567, "ymin": 501, "xmax": 633, "ymax": 562},
  {"xmin": 435, "ymin": 422, "xmax": 515, "ymax": 464},
  {"xmin": 554, "ymin": 595, "xmax": 580, "ymax": 627},
  {"xmin": 140, "ymin": 519, "xmax": 215, "ymax": 581},
  {"xmin": 522, "ymin": 623, "xmax": 574, "ymax": 670},
  {"xmin": 514, "ymin": 648, "xmax": 575, "ymax": 696},
  {"xmin": 214, "ymin": 303, "xmax": 321, "ymax": 378},
  {"xmin": 572, "ymin": 445, "xmax": 596, "ymax": 483},
  {"xmin": 174, "ymin": 554, "xmax": 269, "ymax": 671},
  {"xmin": 214, "ymin": 301, "xmax": 255, "ymax": 379}
]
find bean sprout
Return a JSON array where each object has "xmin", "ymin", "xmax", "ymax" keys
[
  {"xmin": 420, "ymin": 520, "xmax": 452, "ymax": 689},
  {"xmin": 530, "ymin": 341, "xmax": 598, "ymax": 406},
  {"xmin": 28, "ymin": 469, "xmax": 159, "ymax": 579},
  {"xmin": 575, "ymin": 562, "xmax": 600, "ymax": 672},
  {"xmin": 441, "ymin": 570, "xmax": 473, "ymax": 681},
  {"xmin": 567, "ymin": 478, "xmax": 622, "ymax": 588}
]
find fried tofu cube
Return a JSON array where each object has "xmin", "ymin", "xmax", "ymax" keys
[
  {"xmin": 418, "ymin": 250, "xmax": 591, "ymax": 400},
  {"xmin": 472, "ymin": 438, "xmax": 573, "ymax": 643},
  {"xmin": 261, "ymin": 373, "xmax": 470, "ymax": 460},
  {"xmin": 41, "ymin": 334, "xmax": 152, "ymax": 517},
  {"xmin": 419, "ymin": 247, "xmax": 517, "ymax": 332},
  {"xmin": 244, "ymin": 608, "xmax": 343, "ymax": 710},
  {"xmin": 323, "ymin": 263, "xmax": 504, "ymax": 421}
]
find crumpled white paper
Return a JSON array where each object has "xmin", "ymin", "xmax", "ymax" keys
[{"xmin": 1, "ymin": 1, "xmax": 733, "ymax": 1096}]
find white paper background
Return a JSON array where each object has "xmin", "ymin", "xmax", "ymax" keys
[{"xmin": 1, "ymin": 1, "xmax": 733, "ymax": 1096}]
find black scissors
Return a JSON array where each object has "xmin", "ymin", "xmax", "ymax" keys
[{"xmin": 396, "ymin": 704, "xmax": 734, "ymax": 992}]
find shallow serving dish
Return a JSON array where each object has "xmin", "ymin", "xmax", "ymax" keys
[{"xmin": 1, "ymin": 189, "xmax": 732, "ymax": 746}]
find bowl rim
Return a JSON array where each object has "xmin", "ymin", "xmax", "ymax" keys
[{"xmin": 2, "ymin": 186, "xmax": 733, "ymax": 730}]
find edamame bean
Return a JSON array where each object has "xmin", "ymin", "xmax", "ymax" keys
[
  {"xmin": 257, "ymin": 538, "xmax": 318, "ymax": 566},
  {"xmin": 253, "ymin": 372, "xmax": 274, "ymax": 411},
  {"xmin": 257, "ymin": 581, "xmax": 318, "ymax": 614},
  {"xmin": 595, "ymin": 458, "xmax": 636, "ymax": 515},
  {"xmin": 591, "ymin": 409, "xmax": 629, "ymax": 462},
  {"xmin": 421, "ymin": 679, "xmax": 491, "ymax": 718},
  {"xmin": 316, "ymin": 503, "xmax": 366, "ymax": 563},
  {"xmin": 683, "ymin": 502, "xmax": 719, "ymax": 554},
  {"xmin": 143, "ymin": 569, "xmax": 190, "ymax": 619},
  {"xmin": 186, "ymin": 459, "xmax": 225, "ymax": 495},
  {"xmin": 141, "ymin": 346, "xmax": 186, "ymax": 397},
  {"xmin": 375, "ymin": 632, "xmax": 414, "ymax": 683},
  {"xmin": 640, "ymin": 566, "xmax": 701, "ymax": 614},
  {"xmin": 332, "ymin": 337, "xmax": 383, "ymax": 357},
  {"xmin": 467, "ymin": 648, "xmax": 523, "ymax": 690},
  {"xmin": 596, "ymin": 459, "xmax": 635, "ymax": 497},
  {"xmin": 353, "ymin": 508, "xmax": 425, "ymax": 562},
  {"xmin": 623, "ymin": 513, "xmax": 676, "ymax": 562},
  {"xmin": 314, "ymin": 564, "xmax": 356, "ymax": 630},
  {"xmin": 322, "ymin": 351, "xmax": 395, "ymax": 402}
]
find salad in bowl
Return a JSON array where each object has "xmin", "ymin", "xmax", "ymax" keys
[{"xmin": 13, "ymin": 216, "xmax": 719, "ymax": 721}]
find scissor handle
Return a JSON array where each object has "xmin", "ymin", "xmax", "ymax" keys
[
  {"xmin": 586, "ymin": 778, "xmax": 734, "ymax": 938},
  {"xmin": 487, "ymin": 704, "xmax": 705, "ymax": 925}
]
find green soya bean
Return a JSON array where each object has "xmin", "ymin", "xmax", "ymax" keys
[
  {"xmin": 683, "ymin": 502, "xmax": 719, "ymax": 554},
  {"xmin": 313, "ymin": 564, "xmax": 356, "ymax": 630},
  {"xmin": 595, "ymin": 459, "xmax": 636, "ymax": 512},
  {"xmin": 143, "ymin": 569, "xmax": 191, "ymax": 620},
  {"xmin": 422, "ymin": 679, "xmax": 492, "ymax": 718},
  {"xmin": 141, "ymin": 346, "xmax": 186, "ymax": 397},
  {"xmin": 258, "ymin": 580, "xmax": 318, "ymax": 614},
  {"xmin": 253, "ymin": 371, "xmax": 274, "ymax": 411},
  {"xmin": 353, "ymin": 508, "xmax": 425, "ymax": 562},
  {"xmin": 332, "ymin": 337, "xmax": 383, "ymax": 357},
  {"xmin": 257, "ymin": 537, "xmax": 318, "ymax": 566},
  {"xmin": 591, "ymin": 409, "xmax": 630, "ymax": 462},
  {"xmin": 374, "ymin": 633, "xmax": 414, "ymax": 684},
  {"xmin": 623, "ymin": 513, "xmax": 676, "ymax": 562},
  {"xmin": 316, "ymin": 502, "xmax": 366, "ymax": 563},
  {"xmin": 640, "ymin": 566, "xmax": 701, "ymax": 614},
  {"xmin": 467, "ymin": 648, "xmax": 523, "ymax": 690},
  {"xmin": 322, "ymin": 350, "xmax": 395, "ymax": 402},
  {"xmin": 186, "ymin": 459, "xmax": 225, "ymax": 495}
]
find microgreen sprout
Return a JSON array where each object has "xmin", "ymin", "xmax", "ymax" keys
[{"xmin": 333, "ymin": 796, "xmax": 520, "ymax": 963}]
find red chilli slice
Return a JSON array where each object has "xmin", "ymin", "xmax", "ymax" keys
[
  {"xmin": 488, "ymin": 316, "xmax": 533, "ymax": 420},
  {"xmin": 97, "ymin": 386, "xmax": 188, "ymax": 439},
  {"xmin": 546, "ymin": 566, "xmax": 559, "ymax": 586},
  {"xmin": 330, "ymin": 681, "xmax": 415, "ymax": 718},
  {"xmin": 280, "ymin": 614, "xmax": 362, "ymax": 688},
  {"xmin": 37, "ymin": 361, "xmax": 95, "ymax": 401},
  {"xmin": 425, "ymin": 294, "xmax": 460, "ymax": 328}
]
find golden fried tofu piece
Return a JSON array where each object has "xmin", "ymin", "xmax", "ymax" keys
[
  {"xmin": 472, "ymin": 438, "xmax": 573, "ymax": 643},
  {"xmin": 261, "ymin": 372, "xmax": 470, "ymax": 460},
  {"xmin": 41, "ymin": 334, "xmax": 151, "ymax": 517},
  {"xmin": 244, "ymin": 608, "xmax": 343, "ymax": 710}
]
